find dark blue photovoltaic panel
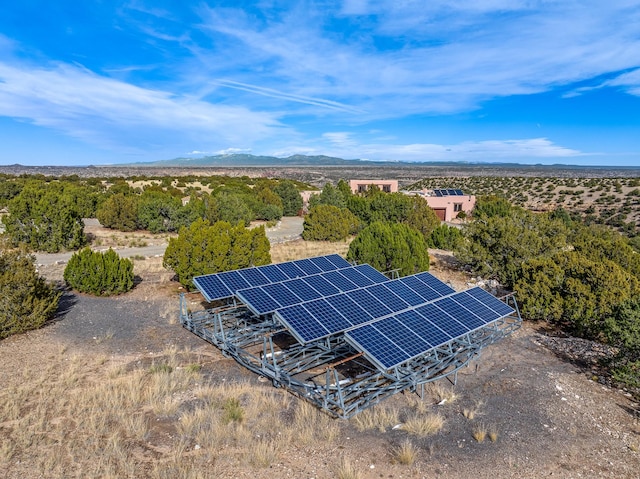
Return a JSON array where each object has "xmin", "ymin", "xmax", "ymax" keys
[
  {"xmin": 323, "ymin": 270, "xmax": 358, "ymax": 292},
  {"xmin": 284, "ymin": 279, "xmax": 323, "ymax": 302},
  {"xmin": 258, "ymin": 264, "xmax": 289, "ymax": 283},
  {"xmin": 385, "ymin": 280, "xmax": 426, "ymax": 306},
  {"xmin": 276, "ymin": 305, "xmax": 329, "ymax": 343},
  {"xmin": 434, "ymin": 189, "xmax": 443, "ymax": 197},
  {"xmin": 396, "ymin": 309, "xmax": 453, "ymax": 344},
  {"xmin": 413, "ymin": 272, "xmax": 455, "ymax": 296},
  {"xmin": 448, "ymin": 189, "xmax": 457, "ymax": 196},
  {"xmin": 309, "ymin": 255, "xmax": 334, "ymax": 271},
  {"xmin": 416, "ymin": 303, "xmax": 469, "ymax": 338},
  {"xmin": 374, "ymin": 316, "xmax": 432, "ymax": 355},
  {"xmin": 400, "ymin": 276, "xmax": 443, "ymax": 302},
  {"xmin": 217, "ymin": 270, "xmax": 250, "ymax": 292},
  {"xmin": 236, "ymin": 288, "xmax": 281, "ymax": 315},
  {"xmin": 455, "ymin": 189, "xmax": 464, "ymax": 195},
  {"xmin": 339, "ymin": 267, "xmax": 374, "ymax": 288},
  {"xmin": 193, "ymin": 275, "xmax": 231, "ymax": 302},
  {"xmin": 238, "ymin": 268, "xmax": 270, "ymax": 287},
  {"xmin": 355, "ymin": 264, "xmax": 389, "ymax": 284},
  {"xmin": 295, "ymin": 258, "xmax": 323, "ymax": 276},
  {"xmin": 346, "ymin": 289, "xmax": 393, "ymax": 318},
  {"xmin": 452, "ymin": 292, "xmax": 500, "ymax": 322},
  {"xmin": 301, "ymin": 299, "xmax": 350, "ymax": 335},
  {"xmin": 436, "ymin": 297, "xmax": 484, "ymax": 329},
  {"xmin": 368, "ymin": 284, "xmax": 410, "ymax": 313},
  {"xmin": 346, "ymin": 325, "xmax": 411, "ymax": 370},
  {"xmin": 325, "ymin": 294, "xmax": 373, "ymax": 327},
  {"xmin": 277, "ymin": 262, "xmax": 307, "ymax": 279},
  {"xmin": 466, "ymin": 287, "xmax": 515, "ymax": 317},
  {"xmin": 302, "ymin": 275, "xmax": 340, "ymax": 296},
  {"xmin": 262, "ymin": 283, "xmax": 301, "ymax": 308},
  {"xmin": 326, "ymin": 254, "xmax": 351, "ymax": 269}
]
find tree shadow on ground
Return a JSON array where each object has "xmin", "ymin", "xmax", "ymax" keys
[{"xmin": 52, "ymin": 289, "xmax": 78, "ymax": 323}]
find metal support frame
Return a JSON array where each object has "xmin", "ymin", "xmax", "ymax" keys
[{"xmin": 179, "ymin": 291, "xmax": 523, "ymax": 419}]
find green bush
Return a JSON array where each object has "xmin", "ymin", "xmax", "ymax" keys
[
  {"xmin": 429, "ymin": 224, "xmax": 463, "ymax": 250},
  {"xmin": 302, "ymin": 205, "xmax": 359, "ymax": 241},
  {"xmin": 0, "ymin": 244, "xmax": 61, "ymax": 339},
  {"xmin": 64, "ymin": 248, "xmax": 134, "ymax": 296},
  {"xmin": 163, "ymin": 218, "xmax": 271, "ymax": 289},
  {"xmin": 347, "ymin": 222, "xmax": 430, "ymax": 276}
]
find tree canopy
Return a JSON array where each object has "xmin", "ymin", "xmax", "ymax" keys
[
  {"xmin": 64, "ymin": 248, "xmax": 134, "ymax": 296},
  {"xmin": 302, "ymin": 205, "xmax": 359, "ymax": 242}
]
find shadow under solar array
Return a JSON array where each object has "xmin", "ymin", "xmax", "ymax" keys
[
  {"xmin": 273, "ymin": 271, "xmax": 456, "ymax": 344},
  {"xmin": 344, "ymin": 287, "xmax": 516, "ymax": 370},
  {"xmin": 192, "ymin": 254, "xmax": 351, "ymax": 302},
  {"xmin": 236, "ymin": 264, "xmax": 388, "ymax": 316}
]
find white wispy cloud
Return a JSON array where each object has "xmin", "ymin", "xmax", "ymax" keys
[{"xmin": 0, "ymin": 60, "xmax": 284, "ymax": 153}]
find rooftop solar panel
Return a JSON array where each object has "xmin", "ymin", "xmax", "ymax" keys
[
  {"xmin": 434, "ymin": 189, "xmax": 443, "ymax": 197},
  {"xmin": 448, "ymin": 189, "xmax": 457, "ymax": 196},
  {"xmin": 455, "ymin": 189, "xmax": 464, "ymax": 195}
]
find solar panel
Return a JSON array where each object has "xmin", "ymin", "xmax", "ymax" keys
[
  {"xmin": 236, "ymin": 287, "xmax": 280, "ymax": 316},
  {"xmin": 466, "ymin": 287, "xmax": 515, "ymax": 317},
  {"xmin": 368, "ymin": 284, "xmax": 410, "ymax": 312},
  {"xmin": 278, "ymin": 261, "xmax": 307, "ymax": 279},
  {"xmin": 277, "ymin": 305, "xmax": 329, "ymax": 343},
  {"xmin": 452, "ymin": 292, "xmax": 501, "ymax": 322},
  {"xmin": 448, "ymin": 189, "xmax": 457, "ymax": 196},
  {"xmin": 300, "ymin": 299, "xmax": 350, "ymax": 335},
  {"xmin": 415, "ymin": 303, "xmax": 469, "ymax": 338},
  {"xmin": 295, "ymin": 258, "xmax": 323, "ymax": 276},
  {"xmin": 346, "ymin": 325, "xmax": 411, "ymax": 370},
  {"xmin": 396, "ymin": 309, "xmax": 453, "ymax": 343},
  {"xmin": 259, "ymin": 264, "xmax": 289, "ymax": 283},
  {"xmin": 455, "ymin": 189, "xmax": 464, "ymax": 195},
  {"xmin": 285, "ymin": 278, "xmax": 323, "ymax": 302},
  {"xmin": 238, "ymin": 268, "xmax": 270, "ymax": 287},
  {"xmin": 441, "ymin": 189, "xmax": 449, "ymax": 196},
  {"xmin": 302, "ymin": 275, "xmax": 341, "ymax": 296},
  {"xmin": 355, "ymin": 264, "xmax": 389, "ymax": 284},
  {"xmin": 309, "ymin": 255, "xmax": 334, "ymax": 271},
  {"xmin": 346, "ymin": 289, "xmax": 393, "ymax": 318},
  {"xmin": 384, "ymin": 280, "xmax": 426, "ymax": 306},
  {"xmin": 339, "ymin": 267, "xmax": 374, "ymax": 288},
  {"xmin": 435, "ymin": 297, "xmax": 485, "ymax": 329},
  {"xmin": 326, "ymin": 254, "xmax": 351, "ymax": 269},
  {"xmin": 192, "ymin": 275, "xmax": 231, "ymax": 302},
  {"xmin": 261, "ymin": 282, "xmax": 301, "ymax": 308},
  {"xmin": 399, "ymin": 275, "xmax": 443, "ymax": 302},
  {"xmin": 217, "ymin": 270, "xmax": 250, "ymax": 292},
  {"xmin": 413, "ymin": 272, "xmax": 455, "ymax": 296},
  {"xmin": 374, "ymin": 316, "xmax": 433, "ymax": 354},
  {"xmin": 325, "ymin": 294, "xmax": 373, "ymax": 327},
  {"xmin": 434, "ymin": 189, "xmax": 443, "ymax": 197},
  {"xmin": 323, "ymin": 270, "xmax": 359, "ymax": 292}
]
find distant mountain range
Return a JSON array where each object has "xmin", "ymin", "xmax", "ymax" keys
[{"xmin": 119, "ymin": 154, "xmax": 382, "ymax": 167}]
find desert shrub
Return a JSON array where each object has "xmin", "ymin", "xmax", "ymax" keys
[
  {"xmin": 429, "ymin": 224, "xmax": 463, "ymax": 250},
  {"xmin": 347, "ymin": 222, "xmax": 430, "ymax": 276},
  {"xmin": 96, "ymin": 193, "xmax": 139, "ymax": 231},
  {"xmin": 64, "ymin": 248, "xmax": 134, "ymax": 296},
  {"xmin": 0, "ymin": 243, "xmax": 60, "ymax": 339},
  {"xmin": 302, "ymin": 205, "xmax": 359, "ymax": 241},
  {"xmin": 274, "ymin": 180, "xmax": 303, "ymax": 216},
  {"xmin": 309, "ymin": 183, "xmax": 346, "ymax": 209},
  {"xmin": 163, "ymin": 218, "xmax": 271, "ymax": 289}
]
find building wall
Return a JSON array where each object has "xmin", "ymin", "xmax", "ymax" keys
[
  {"xmin": 349, "ymin": 179, "xmax": 399, "ymax": 194},
  {"xmin": 423, "ymin": 195, "xmax": 476, "ymax": 222}
]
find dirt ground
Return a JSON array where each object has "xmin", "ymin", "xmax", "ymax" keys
[{"xmin": 2, "ymin": 249, "xmax": 640, "ymax": 478}]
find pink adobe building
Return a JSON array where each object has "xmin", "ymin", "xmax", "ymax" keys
[
  {"xmin": 349, "ymin": 179, "xmax": 399, "ymax": 194},
  {"xmin": 413, "ymin": 188, "xmax": 476, "ymax": 222}
]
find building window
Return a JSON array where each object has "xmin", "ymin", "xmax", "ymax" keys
[
  {"xmin": 453, "ymin": 203, "xmax": 462, "ymax": 212},
  {"xmin": 382, "ymin": 184, "xmax": 391, "ymax": 193},
  {"xmin": 358, "ymin": 184, "xmax": 367, "ymax": 193}
]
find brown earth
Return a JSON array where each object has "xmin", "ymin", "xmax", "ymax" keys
[{"xmin": 2, "ymin": 245, "xmax": 639, "ymax": 478}]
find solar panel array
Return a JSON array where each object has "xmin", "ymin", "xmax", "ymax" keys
[
  {"xmin": 193, "ymin": 254, "xmax": 351, "ymax": 302},
  {"xmin": 236, "ymin": 264, "xmax": 388, "ymax": 316},
  {"xmin": 344, "ymin": 287, "xmax": 515, "ymax": 370},
  {"xmin": 434, "ymin": 189, "xmax": 464, "ymax": 197},
  {"xmin": 273, "ymin": 272, "xmax": 456, "ymax": 344}
]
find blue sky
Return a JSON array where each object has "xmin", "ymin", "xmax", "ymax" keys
[{"xmin": 1, "ymin": 1, "xmax": 640, "ymax": 166}]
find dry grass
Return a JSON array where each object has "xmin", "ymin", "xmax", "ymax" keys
[
  {"xmin": 402, "ymin": 413, "xmax": 445, "ymax": 437},
  {"xmin": 427, "ymin": 382, "xmax": 458, "ymax": 405},
  {"xmin": 270, "ymin": 238, "xmax": 351, "ymax": 263},
  {"xmin": 488, "ymin": 425, "xmax": 499, "ymax": 442},
  {"xmin": 351, "ymin": 405, "xmax": 399, "ymax": 432},
  {"xmin": 393, "ymin": 439, "xmax": 418, "ymax": 465},
  {"xmin": 472, "ymin": 423, "xmax": 488, "ymax": 443},
  {"xmin": 336, "ymin": 456, "xmax": 362, "ymax": 479},
  {"xmin": 463, "ymin": 400, "xmax": 485, "ymax": 420}
]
